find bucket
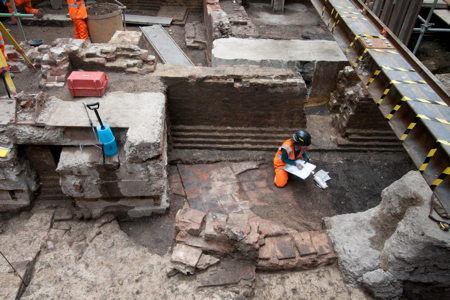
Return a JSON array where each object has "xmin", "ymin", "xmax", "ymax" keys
[
  {"xmin": 96, "ymin": 123, "xmax": 118, "ymax": 156},
  {"xmin": 87, "ymin": 3, "xmax": 124, "ymax": 43}
]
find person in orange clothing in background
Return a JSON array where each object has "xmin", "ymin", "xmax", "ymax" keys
[
  {"xmin": 6, "ymin": 0, "xmax": 42, "ymax": 24},
  {"xmin": 273, "ymin": 130, "xmax": 311, "ymax": 188},
  {"xmin": 67, "ymin": 0, "xmax": 89, "ymax": 40}
]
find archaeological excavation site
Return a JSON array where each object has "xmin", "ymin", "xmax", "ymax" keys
[{"xmin": 1, "ymin": 0, "xmax": 450, "ymax": 299}]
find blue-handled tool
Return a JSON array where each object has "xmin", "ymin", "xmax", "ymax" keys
[{"xmin": 86, "ymin": 102, "xmax": 118, "ymax": 157}]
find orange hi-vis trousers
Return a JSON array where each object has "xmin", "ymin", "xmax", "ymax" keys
[{"xmin": 73, "ymin": 19, "xmax": 89, "ymax": 40}]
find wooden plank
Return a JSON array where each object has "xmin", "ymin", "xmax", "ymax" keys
[
  {"xmin": 140, "ymin": 25, "xmax": 194, "ymax": 66},
  {"xmin": 124, "ymin": 14, "xmax": 172, "ymax": 26},
  {"xmin": 388, "ymin": 0, "xmax": 412, "ymax": 35},
  {"xmin": 398, "ymin": 0, "xmax": 423, "ymax": 43},
  {"xmin": 434, "ymin": 9, "xmax": 450, "ymax": 25},
  {"xmin": 380, "ymin": 0, "xmax": 395, "ymax": 24}
]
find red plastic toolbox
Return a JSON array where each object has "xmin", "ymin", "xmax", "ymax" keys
[{"xmin": 67, "ymin": 71, "xmax": 108, "ymax": 97}]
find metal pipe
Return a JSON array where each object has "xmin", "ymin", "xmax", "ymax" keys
[
  {"xmin": 413, "ymin": 27, "xmax": 450, "ymax": 33},
  {"xmin": 0, "ymin": 13, "xmax": 34, "ymax": 17},
  {"xmin": 8, "ymin": 0, "xmax": 26, "ymax": 41},
  {"xmin": 417, "ymin": 15, "xmax": 426, "ymax": 24},
  {"xmin": 413, "ymin": 0, "xmax": 439, "ymax": 54}
]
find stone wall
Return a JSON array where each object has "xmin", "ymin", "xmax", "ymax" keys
[
  {"xmin": 324, "ymin": 171, "xmax": 450, "ymax": 298},
  {"xmin": 0, "ymin": 91, "xmax": 168, "ymax": 218},
  {"xmin": 171, "ymin": 208, "xmax": 336, "ymax": 274},
  {"xmin": 57, "ymin": 145, "xmax": 168, "ymax": 219},
  {"xmin": 156, "ymin": 65, "xmax": 307, "ymax": 128},
  {"xmin": 0, "ymin": 146, "xmax": 38, "ymax": 212},
  {"xmin": 329, "ymin": 66, "xmax": 391, "ymax": 135}
]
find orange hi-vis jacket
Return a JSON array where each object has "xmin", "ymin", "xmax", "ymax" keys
[
  {"xmin": 273, "ymin": 138, "xmax": 304, "ymax": 169},
  {"xmin": 67, "ymin": 0, "xmax": 87, "ymax": 19}
]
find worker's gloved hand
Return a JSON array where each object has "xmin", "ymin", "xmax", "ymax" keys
[{"xmin": 296, "ymin": 161, "xmax": 304, "ymax": 170}]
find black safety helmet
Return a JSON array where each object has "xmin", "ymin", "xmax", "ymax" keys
[{"xmin": 292, "ymin": 130, "xmax": 311, "ymax": 146}]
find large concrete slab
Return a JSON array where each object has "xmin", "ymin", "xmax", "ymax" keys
[
  {"xmin": 212, "ymin": 38, "xmax": 348, "ymax": 105},
  {"xmin": 36, "ymin": 92, "xmax": 165, "ymax": 128},
  {"xmin": 212, "ymin": 38, "xmax": 347, "ymax": 67}
]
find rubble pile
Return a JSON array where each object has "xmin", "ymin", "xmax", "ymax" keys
[
  {"xmin": 325, "ymin": 171, "xmax": 450, "ymax": 298},
  {"xmin": 5, "ymin": 45, "xmax": 29, "ymax": 73},
  {"xmin": 329, "ymin": 66, "xmax": 390, "ymax": 136},
  {"xmin": 171, "ymin": 208, "xmax": 336, "ymax": 274},
  {"xmin": 25, "ymin": 35, "xmax": 156, "ymax": 89}
]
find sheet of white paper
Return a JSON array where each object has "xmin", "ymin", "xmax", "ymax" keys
[{"xmin": 283, "ymin": 160, "xmax": 316, "ymax": 179}]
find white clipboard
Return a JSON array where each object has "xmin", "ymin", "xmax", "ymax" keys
[{"xmin": 283, "ymin": 160, "xmax": 316, "ymax": 179}]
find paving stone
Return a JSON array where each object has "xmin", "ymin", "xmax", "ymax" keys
[
  {"xmin": 171, "ymin": 243, "xmax": 203, "ymax": 267},
  {"xmin": 175, "ymin": 208, "xmax": 206, "ymax": 236},
  {"xmin": 291, "ymin": 231, "xmax": 317, "ymax": 257},
  {"xmin": 197, "ymin": 259, "xmax": 255, "ymax": 287},
  {"xmin": 196, "ymin": 253, "xmax": 220, "ymax": 270},
  {"xmin": 204, "ymin": 212, "xmax": 228, "ymax": 240},
  {"xmin": 274, "ymin": 235, "xmax": 297, "ymax": 260},
  {"xmin": 176, "ymin": 231, "xmax": 235, "ymax": 254},
  {"xmin": 310, "ymin": 231, "xmax": 333, "ymax": 256},
  {"xmin": 254, "ymin": 217, "xmax": 291, "ymax": 237},
  {"xmin": 226, "ymin": 212, "xmax": 251, "ymax": 241}
]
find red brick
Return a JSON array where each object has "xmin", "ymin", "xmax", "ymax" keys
[
  {"xmin": 176, "ymin": 231, "xmax": 235, "ymax": 254},
  {"xmin": 291, "ymin": 232, "xmax": 317, "ymax": 257},
  {"xmin": 310, "ymin": 231, "xmax": 333, "ymax": 256},
  {"xmin": 171, "ymin": 243, "xmax": 202, "ymax": 267},
  {"xmin": 175, "ymin": 208, "xmax": 206, "ymax": 236}
]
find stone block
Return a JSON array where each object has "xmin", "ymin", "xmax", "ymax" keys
[
  {"xmin": 124, "ymin": 120, "xmax": 165, "ymax": 163},
  {"xmin": 310, "ymin": 232, "xmax": 333, "ymax": 256},
  {"xmin": 175, "ymin": 208, "xmax": 206, "ymax": 236},
  {"xmin": 254, "ymin": 217, "xmax": 291, "ymax": 238},
  {"xmin": 292, "ymin": 231, "xmax": 317, "ymax": 257},
  {"xmin": 109, "ymin": 31, "xmax": 143, "ymax": 46},
  {"xmin": 204, "ymin": 212, "xmax": 228, "ymax": 240},
  {"xmin": 212, "ymin": 38, "xmax": 348, "ymax": 105},
  {"xmin": 171, "ymin": 243, "xmax": 203, "ymax": 267},
  {"xmin": 176, "ymin": 231, "xmax": 235, "ymax": 254},
  {"xmin": 225, "ymin": 212, "xmax": 251, "ymax": 241},
  {"xmin": 196, "ymin": 253, "xmax": 220, "ymax": 270}
]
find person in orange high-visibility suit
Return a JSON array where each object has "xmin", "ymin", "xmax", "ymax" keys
[
  {"xmin": 273, "ymin": 130, "xmax": 311, "ymax": 188},
  {"xmin": 67, "ymin": 0, "xmax": 89, "ymax": 40},
  {"xmin": 6, "ymin": 0, "xmax": 41, "ymax": 24}
]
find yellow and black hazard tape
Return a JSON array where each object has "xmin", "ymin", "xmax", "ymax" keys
[
  {"xmin": 341, "ymin": 15, "xmax": 368, "ymax": 21},
  {"xmin": 381, "ymin": 66, "xmax": 416, "ymax": 72},
  {"xmin": 386, "ymin": 97, "xmax": 447, "ymax": 120},
  {"xmin": 418, "ymin": 139, "xmax": 450, "ymax": 172},
  {"xmin": 353, "ymin": 49, "xmax": 369, "ymax": 67},
  {"xmin": 376, "ymin": 84, "xmax": 392, "ymax": 105},
  {"xmin": 431, "ymin": 167, "xmax": 450, "ymax": 190},
  {"xmin": 370, "ymin": 49, "xmax": 399, "ymax": 55},
  {"xmin": 390, "ymin": 79, "xmax": 426, "ymax": 85},
  {"xmin": 377, "ymin": 80, "xmax": 426, "ymax": 106},
  {"xmin": 401, "ymin": 115, "xmax": 450, "ymax": 141},
  {"xmin": 366, "ymin": 65, "xmax": 416, "ymax": 87},
  {"xmin": 321, "ymin": 0, "xmax": 328, "ymax": 17}
]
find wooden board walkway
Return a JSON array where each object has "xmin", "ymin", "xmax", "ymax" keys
[{"xmin": 140, "ymin": 25, "xmax": 194, "ymax": 66}]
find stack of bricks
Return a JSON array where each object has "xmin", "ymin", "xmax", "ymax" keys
[
  {"xmin": 24, "ymin": 35, "xmax": 157, "ymax": 89},
  {"xmin": 171, "ymin": 208, "xmax": 337, "ymax": 273}
]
